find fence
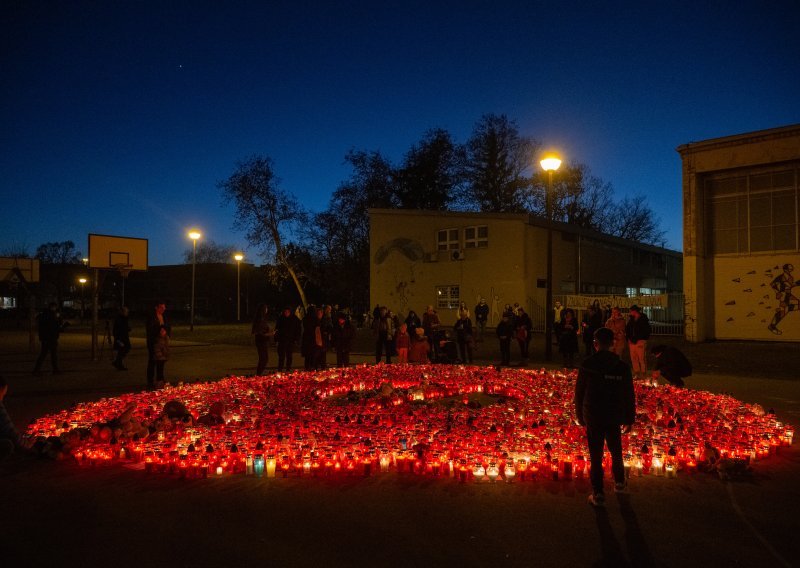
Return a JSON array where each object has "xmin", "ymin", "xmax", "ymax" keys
[{"xmin": 529, "ymin": 293, "xmax": 685, "ymax": 336}]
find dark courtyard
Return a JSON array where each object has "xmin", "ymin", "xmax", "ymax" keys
[{"xmin": 1, "ymin": 329, "xmax": 798, "ymax": 567}]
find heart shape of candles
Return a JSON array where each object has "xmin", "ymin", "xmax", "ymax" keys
[{"xmin": 27, "ymin": 365, "xmax": 793, "ymax": 482}]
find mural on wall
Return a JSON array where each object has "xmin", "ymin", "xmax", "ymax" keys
[
  {"xmin": 768, "ymin": 263, "xmax": 797, "ymax": 335},
  {"xmin": 718, "ymin": 256, "xmax": 800, "ymax": 340},
  {"xmin": 374, "ymin": 238, "xmax": 425, "ymax": 265}
]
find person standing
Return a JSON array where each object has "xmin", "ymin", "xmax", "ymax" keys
[
  {"xmin": 302, "ymin": 307, "xmax": 325, "ymax": 370},
  {"xmin": 604, "ymin": 307, "xmax": 627, "ymax": 358},
  {"xmin": 553, "ymin": 300, "xmax": 564, "ymax": 345},
  {"xmin": 275, "ymin": 306, "xmax": 301, "ymax": 371},
  {"xmin": 395, "ymin": 323, "xmax": 410, "ymax": 364},
  {"xmin": 474, "ymin": 298, "xmax": 489, "ymax": 339},
  {"xmin": 625, "ymin": 305, "xmax": 651, "ymax": 379},
  {"xmin": 559, "ymin": 308, "xmax": 580, "ymax": 368},
  {"xmin": 332, "ymin": 313, "xmax": 355, "ymax": 368},
  {"xmin": 515, "ymin": 307, "xmax": 532, "ymax": 362},
  {"xmin": 582, "ymin": 302, "xmax": 603, "ymax": 355},
  {"xmin": 145, "ymin": 302, "xmax": 170, "ymax": 389},
  {"xmin": 404, "ymin": 310, "xmax": 421, "ymax": 338},
  {"xmin": 32, "ymin": 303, "xmax": 64, "ymax": 375},
  {"xmin": 422, "ymin": 305, "xmax": 441, "ymax": 360},
  {"xmin": 112, "ymin": 306, "xmax": 131, "ymax": 371},
  {"xmin": 496, "ymin": 313, "xmax": 513, "ymax": 366},
  {"xmin": 373, "ymin": 307, "xmax": 394, "ymax": 364},
  {"xmin": 153, "ymin": 325, "xmax": 170, "ymax": 387},
  {"xmin": 251, "ymin": 304, "xmax": 274, "ymax": 375},
  {"xmin": 574, "ymin": 327, "xmax": 635, "ymax": 507},
  {"xmin": 453, "ymin": 311, "xmax": 474, "ymax": 364}
]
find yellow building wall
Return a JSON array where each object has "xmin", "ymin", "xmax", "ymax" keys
[
  {"xmin": 370, "ymin": 211, "xmax": 529, "ymax": 326},
  {"xmin": 711, "ymin": 254, "xmax": 800, "ymax": 341}
]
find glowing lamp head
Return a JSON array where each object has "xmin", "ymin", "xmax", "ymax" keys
[
  {"xmin": 234, "ymin": 253, "xmax": 244, "ymax": 262},
  {"xmin": 188, "ymin": 231, "xmax": 202, "ymax": 241},
  {"xmin": 78, "ymin": 278, "xmax": 87, "ymax": 284},
  {"xmin": 540, "ymin": 156, "xmax": 562, "ymax": 172}
]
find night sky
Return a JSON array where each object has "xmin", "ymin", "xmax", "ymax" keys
[{"xmin": 2, "ymin": 1, "xmax": 798, "ymax": 265}]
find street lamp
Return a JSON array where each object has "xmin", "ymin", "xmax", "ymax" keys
[
  {"xmin": 78, "ymin": 277, "xmax": 87, "ymax": 325},
  {"xmin": 234, "ymin": 253, "xmax": 244, "ymax": 321},
  {"xmin": 540, "ymin": 155, "xmax": 562, "ymax": 361},
  {"xmin": 188, "ymin": 230, "xmax": 202, "ymax": 331}
]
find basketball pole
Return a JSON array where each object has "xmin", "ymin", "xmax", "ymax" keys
[{"xmin": 91, "ymin": 268, "xmax": 99, "ymax": 361}]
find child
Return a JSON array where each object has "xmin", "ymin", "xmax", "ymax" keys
[
  {"xmin": 409, "ymin": 327, "xmax": 431, "ymax": 363},
  {"xmin": 396, "ymin": 323, "xmax": 410, "ymax": 364},
  {"xmin": 154, "ymin": 325, "xmax": 170, "ymax": 388}
]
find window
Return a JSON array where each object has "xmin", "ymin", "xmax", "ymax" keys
[
  {"xmin": 464, "ymin": 225, "xmax": 488, "ymax": 248},
  {"xmin": 437, "ymin": 228, "xmax": 460, "ymax": 251},
  {"xmin": 436, "ymin": 285, "xmax": 460, "ymax": 309},
  {"xmin": 705, "ymin": 168, "xmax": 798, "ymax": 255}
]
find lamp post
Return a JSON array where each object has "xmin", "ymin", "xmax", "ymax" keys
[
  {"xmin": 188, "ymin": 230, "xmax": 202, "ymax": 331},
  {"xmin": 540, "ymin": 155, "xmax": 562, "ymax": 361},
  {"xmin": 78, "ymin": 277, "xmax": 87, "ymax": 325},
  {"xmin": 234, "ymin": 253, "xmax": 244, "ymax": 321}
]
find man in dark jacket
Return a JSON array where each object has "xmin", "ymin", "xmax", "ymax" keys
[
  {"xmin": 575, "ymin": 327, "xmax": 636, "ymax": 507},
  {"xmin": 275, "ymin": 306, "xmax": 301, "ymax": 371},
  {"xmin": 496, "ymin": 314, "xmax": 514, "ymax": 366},
  {"xmin": 33, "ymin": 303, "xmax": 64, "ymax": 375},
  {"xmin": 651, "ymin": 345, "xmax": 692, "ymax": 387},
  {"xmin": 332, "ymin": 313, "xmax": 355, "ymax": 368},
  {"xmin": 474, "ymin": 299, "xmax": 489, "ymax": 339}
]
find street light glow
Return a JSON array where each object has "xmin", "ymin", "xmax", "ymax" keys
[
  {"xmin": 188, "ymin": 230, "xmax": 202, "ymax": 240},
  {"xmin": 540, "ymin": 156, "xmax": 562, "ymax": 171},
  {"xmin": 78, "ymin": 278, "xmax": 87, "ymax": 284},
  {"xmin": 234, "ymin": 253, "xmax": 244, "ymax": 261}
]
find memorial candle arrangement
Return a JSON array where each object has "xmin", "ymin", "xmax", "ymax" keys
[{"xmin": 28, "ymin": 364, "xmax": 793, "ymax": 484}]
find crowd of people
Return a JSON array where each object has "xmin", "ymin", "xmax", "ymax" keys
[{"xmin": 27, "ymin": 297, "xmax": 691, "ymax": 395}]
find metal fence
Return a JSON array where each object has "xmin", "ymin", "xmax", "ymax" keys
[{"xmin": 529, "ymin": 293, "xmax": 685, "ymax": 336}]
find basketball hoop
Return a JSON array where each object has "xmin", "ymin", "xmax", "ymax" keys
[{"xmin": 113, "ymin": 263, "xmax": 133, "ymax": 279}]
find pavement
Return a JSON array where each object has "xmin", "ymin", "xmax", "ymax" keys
[{"xmin": 1, "ymin": 331, "xmax": 799, "ymax": 567}]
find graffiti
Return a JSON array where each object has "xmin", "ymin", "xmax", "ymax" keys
[
  {"xmin": 374, "ymin": 238, "xmax": 425, "ymax": 265},
  {"xmin": 768, "ymin": 263, "xmax": 798, "ymax": 335}
]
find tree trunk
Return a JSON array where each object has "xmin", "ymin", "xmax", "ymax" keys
[{"xmin": 284, "ymin": 261, "xmax": 308, "ymax": 310}]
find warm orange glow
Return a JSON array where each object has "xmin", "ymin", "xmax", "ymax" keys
[{"xmin": 188, "ymin": 230, "xmax": 202, "ymax": 240}]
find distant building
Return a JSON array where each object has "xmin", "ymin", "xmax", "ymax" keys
[
  {"xmin": 679, "ymin": 124, "xmax": 800, "ymax": 342},
  {"xmin": 369, "ymin": 209, "xmax": 682, "ymax": 328}
]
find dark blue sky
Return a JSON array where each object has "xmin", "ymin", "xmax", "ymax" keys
[{"xmin": 2, "ymin": 1, "xmax": 798, "ymax": 265}]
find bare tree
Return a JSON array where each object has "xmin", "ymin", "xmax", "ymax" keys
[
  {"xmin": 460, "ymin": 114, "xmax": 540, "ymax": 213},
  {"xmin": 606, "ymin": 195, "xmax": 666, "ymax": 245},
  {"xmin": 1, "ymin": 243, "xmax": 31, "ymax": 258},
  {"xmin": 35, "ymin": 241, "xmax": 82, "ymax": 264},
  {"xmin": 219, "ymin": 155, "xmax": 309, "ymax": 308},
  {"xmin": 527, "ymin": 163, "xmax": 614, "ymax": 229},
  {"xmin": 182, "ymin": 240, "xmax": 238, "ymax": 264}
]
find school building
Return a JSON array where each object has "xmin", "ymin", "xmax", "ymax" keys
[
  {"xmin": 369, "ymin": 209, "xmax": 682, "ymax": 329},
  {"xmin": 679, "ymin": 123, "xmax": 800, "ymax": 342}
]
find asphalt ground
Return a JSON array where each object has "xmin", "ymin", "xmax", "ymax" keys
[{"xmin": 1, "ymin": 331, "xmax": 798, "ymax": 568}]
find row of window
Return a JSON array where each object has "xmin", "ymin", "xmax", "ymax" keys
[
  {"xmin": 437, "ymin": 226, "xmax": 488, "ymax": 251},
  {"xmin": 705, "ymin": 167, "xmax": 799, "ymax": 254}
]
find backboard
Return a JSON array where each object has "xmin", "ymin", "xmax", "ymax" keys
[
  {"xmin": 88, "ymin": 234, "xmax": 148, "ymax": 271},
  {"xmin": 0, "ymin": 257, "xmax": 40, "ymax": 283}
]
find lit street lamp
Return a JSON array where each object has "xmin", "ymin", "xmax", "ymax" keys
[
  {"xmin": 188, "ymin": 230, "xmax": 202, "ymax": 331},
  {"xmin": 234, "ymin": 253, "xmax": 244, "ymax": 321},
  {"xmin": 540, "ymin": 155, "xmax": 562, "ymax": 361},
  {"xmin": 78, "ymin": 277, "xmax": 87, "ymax": 325}
]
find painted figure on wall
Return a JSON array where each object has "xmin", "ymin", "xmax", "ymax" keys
[{"xmin": 768, "ymin": 263, "xmax": 798, "ymax": 335}]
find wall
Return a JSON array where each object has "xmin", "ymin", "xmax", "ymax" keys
[{"xmin": 711, "ymin": 254, "xmax": 800, "ymax": 341}]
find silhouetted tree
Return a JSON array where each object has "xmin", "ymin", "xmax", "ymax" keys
[
  {"xmin": 460, "ymin": 114, "xmax": 540, "ymax": 212},
  {"xmin": 527, "ymin": 163, "xmax": 614, "ymax": 229},
  {"xmin": 394, "ymin": 128, "xmax": 462, "ymax": 210},
  {"xmin": 34, "ymin": 240, "xmax": 83, "ymax": 305},
  {"xmin": 219, "ymin": 155, "xmax": 309, "ymax": 309},
  {"xmin": 606, "ymin": 195, "xmax": 666, "ymax": 245}
]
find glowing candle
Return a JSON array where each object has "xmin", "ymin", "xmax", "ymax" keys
[
  {"xmin": 254, "ymin": 454, "xmax": 265, "ymax": 477},
  {"xmin": 266, "ymin": 455, "xmax": 276, "ymax": 478},
  {"xmin": 504, "ymin": 463, "xmax": 515, "ymax": 482},
  {"xmin": 216, "ymin": 466, "xmax": 223, "ymax": 476},
  {"xmin": 487, "ymin": 462, "xmax": 499, "ymax": 482},
  {"xmin": 473, "ymin": 463, "xmax": 486, "ymax": 482}
]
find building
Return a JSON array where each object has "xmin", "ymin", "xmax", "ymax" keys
[
  {"xmin": 679, "ymin": 124, "xmax": 800, "ymax": 342},
  {"xmin": 369, "ymin": 209, "xmax": 682, "ymax": 328}
]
